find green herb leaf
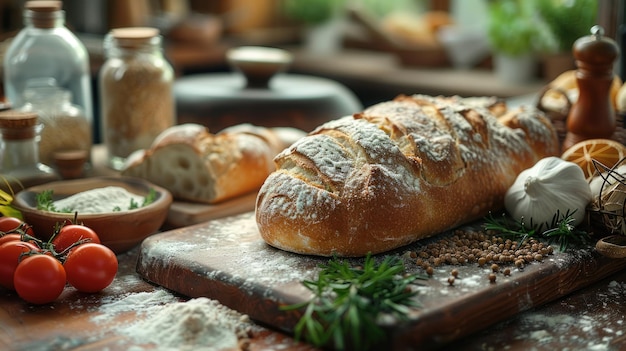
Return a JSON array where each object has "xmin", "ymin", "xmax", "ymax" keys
[
  {"xmin": 36, "ymin": 189, "xmax": 57, "ymax": 211},
  {"xmin": 283, "ymin": 254, "xmax": 423, "ymax": 350},
  {"xmin": 142, "ymin": 188, "xmax": 157, "ymax": 207},
  {"xmin": 542, "ymin": 209, "xmax": 591, "ymax": 252},
  {"xmin": 483, "ymin": 209, "xmax": 589, "ymax": 251}
]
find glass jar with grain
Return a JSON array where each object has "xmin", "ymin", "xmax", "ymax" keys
[
  {"xmin": 20, "ymin": 86, "xmax": 92, "ymax": 168},
  {"xmin": 99, "ymin": 27, "xmax": 175, "ymax": 170}
]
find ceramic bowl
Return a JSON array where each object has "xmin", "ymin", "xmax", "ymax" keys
[
  {"xmin": 12, "ymin": 176, "xmax": 173, "ymax": 253},
  {"xmin": 437, "ymin": 25, "xmax": 490, "ymax": 69}
]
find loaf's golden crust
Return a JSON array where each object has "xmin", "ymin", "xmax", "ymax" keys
[{"xmin": 255, "ymin": 95, "xmax": 559, "ymax": 257}]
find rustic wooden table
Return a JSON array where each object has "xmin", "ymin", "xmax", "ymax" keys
[{"xmin": 2, "ymin": 231, "xmax": 625, "ymax": 350}]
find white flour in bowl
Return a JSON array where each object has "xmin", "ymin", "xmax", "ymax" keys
[{"xmin": 52, "ymin": 186, "xmax": 146, "ymax": 213}]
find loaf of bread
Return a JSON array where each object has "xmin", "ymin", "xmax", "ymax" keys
[
  {"xmin": 121, "ymin": 123, "xmax": 306, "ymax": 204},
  {"xmin": 255, "ymin": 95, "xmax": 559, "ymax": 257}
]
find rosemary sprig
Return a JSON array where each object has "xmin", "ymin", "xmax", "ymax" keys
[
  {"xmin": 542, "ymin": 211, "xmax": 591, "ymax": 252},
  {"xmin": 283, "ymin": 254, "xmax": 423, "ymax": 350},
  {"xmin": 483, "ymin": 209, "xmax": 590, "ymax": 251},
  {"xmin": 484, "ymin": 212, "xmax": 538, "ymax": 245}
]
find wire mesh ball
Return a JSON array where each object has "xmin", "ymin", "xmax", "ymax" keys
[{"xmin": 588, "ymin": 158, "xmax": 626, "ymax": 235}]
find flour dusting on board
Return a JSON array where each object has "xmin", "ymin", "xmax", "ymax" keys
[{"xmin": 140, "ymin": 213, "xmax": 321, "ymax": 293}]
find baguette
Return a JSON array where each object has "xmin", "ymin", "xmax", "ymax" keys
[
  {"xmin": 121, "ymin": 123, "xmax": 306, "ymax": 204},
  {"xmin": 255, "ymin": 95, "xmax": 559, "ymax": 257}
]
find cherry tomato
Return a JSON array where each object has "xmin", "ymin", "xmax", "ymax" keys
[
  {"xmin": 0, "ymin": 233, "xmax": 40, "ymax": 248},
  {"xmin": 0, "ymin": 241, "xmax": 39, "ymax": 290},
  {"xmin": 14, "ymin": 254, "xmax": 66, "ymax": 304},
  {"xmin": 0, "ymin": 217, "xmax": 34, "ymax": 236},
  {"xmin": 64, "ymin": 243, "xmax": 117, "ymax": 293},
  {"xmin": 0, "ymin": 233, "xmax": 22, "ymax": 246},
  {"xmin": 52, "ymin": 224, "xmax": 101, "ymax": 253}
]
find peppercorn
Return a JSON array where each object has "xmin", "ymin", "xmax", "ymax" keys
[{"xmin": 491, "ymin": 263, "xmax": 499, "ymax": 273}]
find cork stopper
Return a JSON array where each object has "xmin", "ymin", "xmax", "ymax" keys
[
  {"xmin": 573, "ymin": 25, "xmax": 619, "ymax": 75},
  {"xmin": 0, "ymin": 110, "xmax": 40, "ymax": 140},
  {"xmin": 25, "ymin": 0, "xmax": 62, "ymax": 29},
  {"xmin": 25, "ymin": 0, "xmax": 62, "ymax": 12},
  {"xmin": 110, "ymin": 27, "xmax": 160, "ymax": 48},
  {"xmin": 54, "ymin": 150, "xmax": 88, "ymax": 179}
]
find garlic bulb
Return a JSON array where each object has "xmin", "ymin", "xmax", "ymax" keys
[{"xmin": 505, "ymin": 156, "xmax": 592, "ymax": 228}]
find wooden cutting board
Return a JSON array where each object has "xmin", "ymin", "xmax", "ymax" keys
[
  {"xmin": 136, "ymin": 212, "xmax": 626, "ymax": 350},
  {"xmin": 165, "ymin": 192, "xmax": 257, "ymax": 228}
]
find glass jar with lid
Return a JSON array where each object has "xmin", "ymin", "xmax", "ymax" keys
[
  {"xmin": 99, "ymin": 27, "xmax": 176, "ymax": 170},
  {"xmin": 0, "ymin": 110, "xmax": 59, "ymax": 192},
  {"xmin": 2, "ymin": 0, "xmax": 93, "ymax": 123},
  {"xmin": 20, "ymin": 85, "xmax": 92, "ymax": 167}
]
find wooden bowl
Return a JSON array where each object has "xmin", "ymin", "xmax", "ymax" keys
[{"xmin": 12, "ymin": 176, "xmax": 173, "ymax": 253}]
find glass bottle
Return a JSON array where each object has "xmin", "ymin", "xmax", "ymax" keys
[
  {"xmin": 0, "ymin": 110, "xmax": 59, "ymax": 192},
  {"xmin": 20, "ymin": 86, "xmax": 92, "ymax": 168},
  {"xmin": 2, "ymin": 0, "xmax": 93, "ymax": 123},
  {"xmin": 99, "ymin": 27, "xmax": 175, "ymax": 170}
]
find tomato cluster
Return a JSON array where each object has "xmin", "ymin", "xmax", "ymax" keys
[{"xmin": 0, "ymin": 217, "xmax": 118, "ymax": 304}]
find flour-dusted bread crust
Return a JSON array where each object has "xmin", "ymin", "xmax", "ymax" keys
[
  {"xmin": 255, "ymin": 95, "xmax": 559, "ymax": 257},
  {"xmin": 121, "ymin": 123, "xmax": 306, "ymax": 204}
]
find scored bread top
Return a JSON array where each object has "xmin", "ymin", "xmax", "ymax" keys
[{"xmin": 255, "ymin": 94, "xmax": 559, "ymax": 257}]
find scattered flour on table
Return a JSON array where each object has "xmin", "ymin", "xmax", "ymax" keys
[
  {"xmin": 52, "ymin": 186, "xmax": 146, "ymax": 213},
  {"xmin": 507, "ymin": 280, "xmax": 626, "ymax": 350},
  {"xmin": 91, "ymin": 288, "xmax": 255, "ymax": 351},
  {"xmin": 91, "ymin": 289, "xmax": 179, "ymax": 322}
]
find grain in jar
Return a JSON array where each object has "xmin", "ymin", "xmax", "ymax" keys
[
  {"xmin": 20, "ymin": 86, "xmax": 92, "ymax": 167},
  {"xmin": 99, "ymin": 27, "xmax": 175, "ymax": 170}
]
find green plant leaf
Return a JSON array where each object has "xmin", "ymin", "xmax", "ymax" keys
[{"xmin": 282, "ymin": 253, "xmax": 424, "ymax": 350}]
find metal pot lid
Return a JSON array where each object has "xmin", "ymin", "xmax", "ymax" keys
[{"xmin": 174, "ymin": 46, "xmax": 362, "ymax": 110}]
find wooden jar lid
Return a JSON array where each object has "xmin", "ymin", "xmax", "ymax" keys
[
  {"xmin": 0, "ymin": 111, "xmax": 39, "ymax": 140},
  {"xmin": 25, "ymin": 0, "xmax": 62, "ymax": 12},
  {"xmin": 53, "ymin": 150, "xmax": 88, "ymax": 179},
  {"xmin": 110, "ymin": 27, "xmax": 160, "ymax": 48}
]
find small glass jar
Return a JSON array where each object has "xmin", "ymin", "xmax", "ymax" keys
[
  {"xmin": 2, "ymin": 0, "xmax": 93, "ymax": 122},
  {"xmin": 99, "ymin": 27, "xmax": 176, "ymax": 170},
  {"xmin": 0, "ymin": 110, "xmax": 59, "ymax": 191},
  {"xmin": 20, "ymin": 86, "xmax": 92, "ymax": 167}
]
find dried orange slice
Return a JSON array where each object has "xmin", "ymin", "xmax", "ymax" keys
[{"xmin": 561, "ymin": 138, "xmax": 626, "ymax": 178}]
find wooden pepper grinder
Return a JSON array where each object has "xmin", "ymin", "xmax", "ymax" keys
[{"xmin": 562, "ymin": 25, "xmax": 620, "ymax": 153}]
